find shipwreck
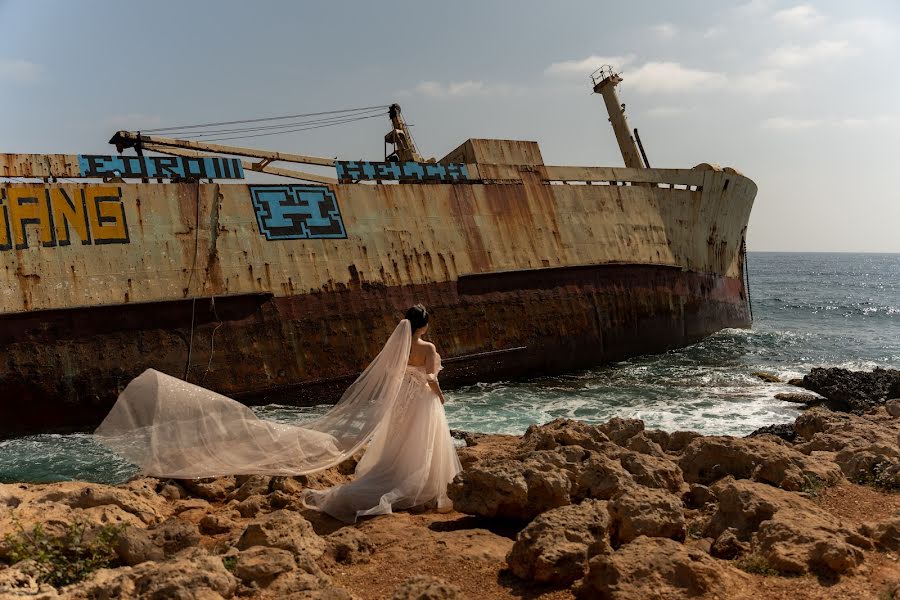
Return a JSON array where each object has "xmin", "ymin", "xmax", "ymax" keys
[{"xmin": 0, "ymin": 66, "xmax": 755, "ymax": 434}]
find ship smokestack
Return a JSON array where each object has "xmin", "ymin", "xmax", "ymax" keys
[{"xmin": 591, "ymin": 66, "xmax": 646, "ymax": 169}]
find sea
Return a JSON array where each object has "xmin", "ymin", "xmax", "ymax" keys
[{"xmin": 2, "ymin": 252, "xmax": 899, "ymax": 484}]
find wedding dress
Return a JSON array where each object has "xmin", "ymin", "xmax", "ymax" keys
[
  {"xmin": 95, "ymin": 319, "xmax": 462, "ymax": 521},
  {"xmin": 302, "ymin": 357, "xmax": 462, "ymax": 522}
]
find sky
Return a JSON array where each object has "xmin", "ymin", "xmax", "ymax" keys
[{"xmin": 1, "ymin": 0, "xmax": 898, "ymax": 252}]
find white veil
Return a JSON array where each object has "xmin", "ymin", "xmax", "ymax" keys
[{"xmin": 95, "ymin": 319, "xmax": 412, "ymax": 479}]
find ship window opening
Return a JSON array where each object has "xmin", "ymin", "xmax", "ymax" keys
[
  {"xmin": 723, "ymin": 179, "xmax": 730, "ymax": 191},
  {"xmin": 674, "ymin": 184, "xmax": 688, "ymax": 190},
  {"xmin": 657, "ymin": 183, "xmax": 671, "ymax": 189}
]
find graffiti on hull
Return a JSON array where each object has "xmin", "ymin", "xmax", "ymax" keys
[
  {"xmin": 336, "ymin": 160, "xmax": 469, "ymax": 183},
  {"xmin": 78, "ymin": 155, "xmax": 245, "ymax": 180},
  {"xmin": 250, "ymin": 185, "xmax": 346, "ymax": 240},
  {"xmin": 0, "ymin": 185, "xmax": 129, "ymax": 250}
]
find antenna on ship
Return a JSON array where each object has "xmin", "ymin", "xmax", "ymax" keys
[{"xmin": 591, "ymin": 65, "xmax": 648, "ymax": 169}]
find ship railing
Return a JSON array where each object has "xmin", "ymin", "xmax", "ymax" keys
[{"xmin": 542, "ymin": 165, "xmax": 710, "ymax": 192}]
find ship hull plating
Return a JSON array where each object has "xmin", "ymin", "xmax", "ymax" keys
[
  {"xmin": 1, "ymin": 263, "xmax": 748, "ymax": 434},
  {"xmin": 0, "ymin": 152, "xmax": 755, "ymax": 435}
]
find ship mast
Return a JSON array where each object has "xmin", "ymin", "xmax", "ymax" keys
[
  {"xmin": 591, "ymin": 65, "xmax": 646, "ymax": 169},
  {"xmin": 384, "ymin": 103, "xmax": 424, "ymax": 162}
]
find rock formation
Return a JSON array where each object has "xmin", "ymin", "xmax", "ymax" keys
[{"xmin": 1, "ymin": 393, "xmax": 899, "ymax": 598}]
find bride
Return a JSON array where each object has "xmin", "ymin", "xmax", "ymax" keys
[{"xmin": 95, "ymin": 304, "xmax": 462, "ymax": 523}]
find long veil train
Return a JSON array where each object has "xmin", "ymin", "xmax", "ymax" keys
[{"xmin": 95, "ymin": 320, "xmax": 413, "ymax": 479}]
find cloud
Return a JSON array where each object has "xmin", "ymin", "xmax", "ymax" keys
[
  {"xmin": 734, "ymin": 69, "xmax": 793, "ymax": 94},
  {"xmin": 645, "ymin": 106, "xmax": 696, "ymax": 117},
  {"xmin": 773, "ymin": 4, "xmax": 826, "ymax": 28},
  {"xmin": 767, "ymin": 39, "xmax": 858, "ymax": 68},
  {"xmin": 653, "ymin": 23, "xmax": 677, "ymax": 39},
  {"xmin": 703, "ymin": 26, "xmax": 726, "ymax": 39},
  {"xmin": 0, "ymin": 58, "xmax": 41, "ymax": 83},
  {"xmin": 838, "ymin": 17, "xmax": 898, "ymax": 43},
  {"xmin": 544, "ymin": 54, "xmax": 635, "ymax": 78},
  {"xmin": 625, "ymin": 62, "xmax": 727, "ymax": 93},
  {"xmin": 735, "ymin": 0, "xmax": 775, "ymax": 17},
  {"xmin": 405, "ymin": 80, "xmax": 523, "ymax": 98},
  {"xmin": 762, "ymin": 115, "xmax": 900, "ymax": 129},
  {"xmin": 761, "ymin": 116, "xmax": 823, "ymax": 130}
]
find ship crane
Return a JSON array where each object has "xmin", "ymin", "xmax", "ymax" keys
[
  {"xmin": 384, "ymin": 103, "xmax": 425, "ymax": 163},
  {"xmin": 108, "ymin": 130, "xmax": 340, "ymax": 185}
]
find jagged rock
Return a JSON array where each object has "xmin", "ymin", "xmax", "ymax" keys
[
  {"xmin": 577, "ymin": 536, "xmax": 751, "ymax": 600},
  {"xmin": 886, "ymin": 399, "xmax": 900, "ymax": 418},
  {"xmin": 608, "ymin": 486, "xmax": 685, "ymax": 546},
  {"xmin": 507, "ymin": 499, "xmax": 610, "ymax": 584},
  {"xmin": 618, "ymin": 451, "xmax": 685, "ymax": 494},
  {"xmin": 228, "ymin": 475, "xmax": 272, "ymax": 502},
  {"xmin": 450, "ymin": 429, "xmax": 479, "ymax": 447},
  {"xmin": 747, "ymin": 423, "xmax": 797, "ymax": 442},
  {"xmin": 860, "ymin": 517, "xmax": 900, "ymax": 550},
  {"xmin": 788, "ymin": 378, "xmax": 805, "ymax": 386},
  {"xmin": 573, "ymin": 453, "xmax": 634, "ymax": 500},
  {"xmin": 271, "ymin": 476, "xmax": 306, "ymax": 495},
  {"xmin": 0, "ymin": 560, "xmax": 59, "ymax": 598},
  {"xmin": 835, "ymin": 443, "xmax": 900, "ymax": 486},
  {"xmin": 792, "ymin": 409, "xmax": 900, "ymax": 487},
  {"xmin": 158, "ymin": 481, "xmax": 187, "ymax": 501},
  {"xmin": 710, "ymin": 528, "xmax": 749, "ymax": 559},
  {"xmin": 270, "ymin": 490, "xmax": 302, "ymax": 510},
  {"xmin": 171, "ymin": 498, "xmax": 210, "ymax": 515},
  {"xmin": 447, "ymin": 449, "xmax": 576, "ymax": 520},
  {"xmin": 391, "ymin": 575, "xmax": 461, "ymax": 600},
  {"xmin": 148, "ymin": 517, "xmax": 201, "ymax": 556},
  {"xmin": 237, "ymin": 494, "xmax": 268, "ymax": 518},
  {"xmin": 598, "ymin": 418, "xmax": 645, "ymax": 446},
  {"xmin": 521, "ymin": 418, "xmax": 611, "ymax": 452},
  {"xmin": 753, "ymin": 372, "xmax": 782, "ymax": 383},
  {"xmin": 326, "ymin": 528, "xmax": 374, "ymax": 565},
  {"xmin": 236, "ymin": 509, "xmax": 326, "ymax": 558},
  {"xmin": 755, "ymin": 512, "xmax": 867, "ymax": 575},
  {"xmin": 774, "ymin": 392, "xmax": 820, "ymax": 404},
  {"xmin": 200, "ymin": 513, "xmax": 237, "ymax": 535},
  {"xmin": 116, "ymin": 526, "xmax": 165, "ymax": 566},
  {"xmin": 678, "ymin": 436, "xmax": 841, "ymax": 490},
  {"xmin": 665, "ymin": 431, "xmax": 703, "ymax": 454},
  {"xmin": 33, "ymin": 484, "xmax": 164, "ymax": 525},
  {"xmin": 451, "ymin": 422, "xmax": 691, "ymax": 521},
  {"xmin": 177, "ymin": 476, "xmax": 236, "ymax": 501},
  {"xmin": 0, "ymin": 484, "xmax": 23, "ymax": 508},
  {"xmin": 643, "ymin": 429, "xmax": 670, "ymax": 449},
  {"xmin": 800, "ymin": 367, "xmax": 900, "ymax": 412},
  {"xmin": 706, "ymin": 478, "xmax": 870, "ymax": 576},
  {"xmin": 337, "ymin": 455, "xmax": 361, "ymax": 476},
  {"xmin": 623, "ymin": 432, "xmax": 666, "ymax": 457},
  {"xmin": 683, "ymin": 484, "xmax": 717, "ymax": 509},
  {"xmin": 65, "ymin": 553, "xmax": 239, "ymax": 599},
  {"xmin": 233, "ymin": 546, "xmax": 296, "ymax": 585}
]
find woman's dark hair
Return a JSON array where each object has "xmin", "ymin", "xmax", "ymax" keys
[{"xmin": 405, "ymin": 304, "xmax": 429, "ymax": 332}]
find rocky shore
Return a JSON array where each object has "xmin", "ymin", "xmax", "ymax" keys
[{"xmin": 2, "ymin": 371, "xmax": 900, "ymax": 599}]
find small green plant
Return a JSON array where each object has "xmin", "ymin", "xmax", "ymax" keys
[
  {"xmin": 734, "ymin": 552, "xmax": 779, "ymax": 576},
  {"xmin": 801, "ymin": 474, "xmax": 825, "ymax": 497},
  {"xmin": 3, "ymin": 520, "xmax": 123, "ymax": 588},
  {"xmin": 222, "ymin": 555, "xmax": 237, "ymax": 572},
  {"xmin": 685, "ymin": 519, "xmax": 706, "ymax": 540},
  {"xmin": 871, "ymin": 461, "xmax": 900, "ymax": 491}
]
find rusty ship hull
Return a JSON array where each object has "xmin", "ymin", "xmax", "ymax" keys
[{"xmin": 0, "ymin": 135, "xmax": 755, "ymax": 435}]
